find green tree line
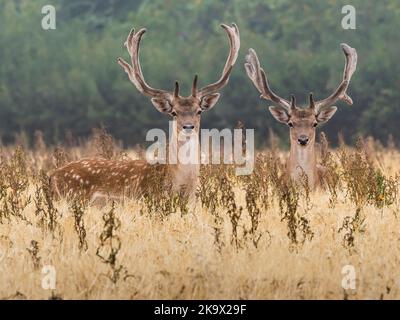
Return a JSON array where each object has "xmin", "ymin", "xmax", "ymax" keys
[{"xmin": 0, "ymin": 0, "xmax": 399, "ymax": 147}]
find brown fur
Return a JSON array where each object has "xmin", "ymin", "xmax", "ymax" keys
[{"xmin": 50, "ymin": 159, "xmax": 153, "ymax": 200}]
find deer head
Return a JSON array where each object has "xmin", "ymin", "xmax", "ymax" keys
[
  {"xmin": 117, "ymin": 24, "xmax": 240, "ymax": 135},
  {"xmin": 245, "ymin": 44, "xmax": 357, "ymax": 148}
]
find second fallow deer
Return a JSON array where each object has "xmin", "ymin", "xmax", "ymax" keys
[
  {"xmin": 245, "ymin": 43, "xmax": 357, "ymax": 188},
  {"xmin": 50, "ymin": 23, "xmax": 240, "ymax": 201}
]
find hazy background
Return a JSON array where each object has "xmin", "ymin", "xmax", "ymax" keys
[{"xmin": 0, "ymin": 0, "xmax": 399, "ymax": 148}]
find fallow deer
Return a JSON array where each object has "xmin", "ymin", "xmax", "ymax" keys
[
  {"xmin": 245, "ymin": 43, "xmax": 357, "ymax": 188},
  {"xmin": 50, "ymin": 23, "xmax": 240, "ymax": 201}
]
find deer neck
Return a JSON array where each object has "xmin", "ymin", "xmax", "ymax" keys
[
  {"xmin": 288, "ymin": 140, "xmax": 317, "ymax": 187},
  {"xmin": 168, "ymin": 120, "xmax": 200, "ymax": 192}
]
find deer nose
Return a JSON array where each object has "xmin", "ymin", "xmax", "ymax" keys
[
  {"xmin": 297, "ymin": 136, "xmax": 309, "ymax": 146},
  {"xmin": 182, "ymin": 124, "xmax": 195, "ymax": 131}
]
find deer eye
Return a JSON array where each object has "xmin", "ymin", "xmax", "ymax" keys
[
  {"xmin": 196, "ymin": 110, "xmax": 202, "ymax": 115},
  {"xmin": 170, "ymin": 111, "xmax": 177, "ymax": 117},
  {"xmin": 288, "ymin": 122, "xmax": 293, "ymax": 128}
]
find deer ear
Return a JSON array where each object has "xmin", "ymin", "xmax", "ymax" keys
[
  {"xmin": 200, "ymin": 93, "xmax": 220, "ymax": 111},
  {"xmin": 151, "ymin": 98, "xmax": 172, "ymax": 114},
  {"xmin": 269, "ymin": 106, "xmax": 290, "ymax": 124},
  {"xmin": 317, "ymin": 106, "xmax": 337, "ymax": 124}
]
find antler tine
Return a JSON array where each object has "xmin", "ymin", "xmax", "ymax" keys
[
  {"xmin": 117, "ymin": 28, "xmax": 172, "ymax": 100},
  {"xmin": 174, "ymin": 81, "xmax": 180, "ymax": 98},
  {"xmin": 191, "ymin": 75, "xmax": 198, "ymax": 97},
  {"xmin": 290, "ymin": 94, "xmax": 296, "ymax": 110},
  {"xmin": 244, "ymin": 48, "xmax": 291, "ymax": 111},
  {"xmin": 314, "ymin": 43, "xmax": 357, "ymax": 112},
  {"xmin": 197, "ymin": 23, "xmax": 240, "ymax": 98},
  {"xmin": 309, "ymin": 92, "xmax": 316, "ymax": 109}
]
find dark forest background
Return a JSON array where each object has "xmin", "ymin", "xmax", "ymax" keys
[{"xmin": 0, "ymin": 0, "xmax": 399, "ymax": 148}]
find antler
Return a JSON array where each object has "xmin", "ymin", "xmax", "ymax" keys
[
  {"xmin": 244, "ymin": 48, "xmax": 292, "ymax": 111},
  {"xmin": 196, "ymin": 23, "xmax": 240, "ymax": 98},
  {"xmin": 191, "ymin": 75, "xmax": 198, "ymax": 97},
  {"xmin": 117, "ymin": 28, "xmax": 172, "ymax": 100},
  {"xmin": 313, "ymin": 43, "xmax": 357, "ymax": 112}
]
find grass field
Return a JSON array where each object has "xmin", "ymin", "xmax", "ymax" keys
[{"xmin": 0, "ymin": 131, "xmax": 399, "ymax": 300}]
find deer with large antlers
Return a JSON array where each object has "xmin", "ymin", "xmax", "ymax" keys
[
  {"xmin": 245, "ymin": 43, "xmax": 357, "ymax": 188},
  {"xmin": 50, "ymin": 23, "xmax": 240, "ymax": 202}
]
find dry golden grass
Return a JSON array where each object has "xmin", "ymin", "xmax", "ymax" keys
[{"xmin": 0, "ymin": 132, "xmax": 399, "ymax": 300}]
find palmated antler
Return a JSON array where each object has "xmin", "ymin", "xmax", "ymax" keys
[
  {"xmin": 117, "ymin": 28, "xmax": 173, "ymax": 100},
  {"xmin": 118, "ymin": 24, "xmax": 240, "ymax": 102},
  {"xmin": 313, "ymin": 43, "xmax": 357, "ymax": 112},
  {"xmin": 245, "ymin": 48, "xmax": 292, "ymax": 112},
  {"xmin": 195, "ymin": 23, "xmax": 240, "ymax": 98},
  {"xmin": 245, "ymin": 43, "xmax": 357, "ymax": 113}
]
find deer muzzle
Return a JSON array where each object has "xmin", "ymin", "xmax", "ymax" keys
[{"xmin": 297, "ymin": 135, "xmax": 309, "ymax": 146}]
